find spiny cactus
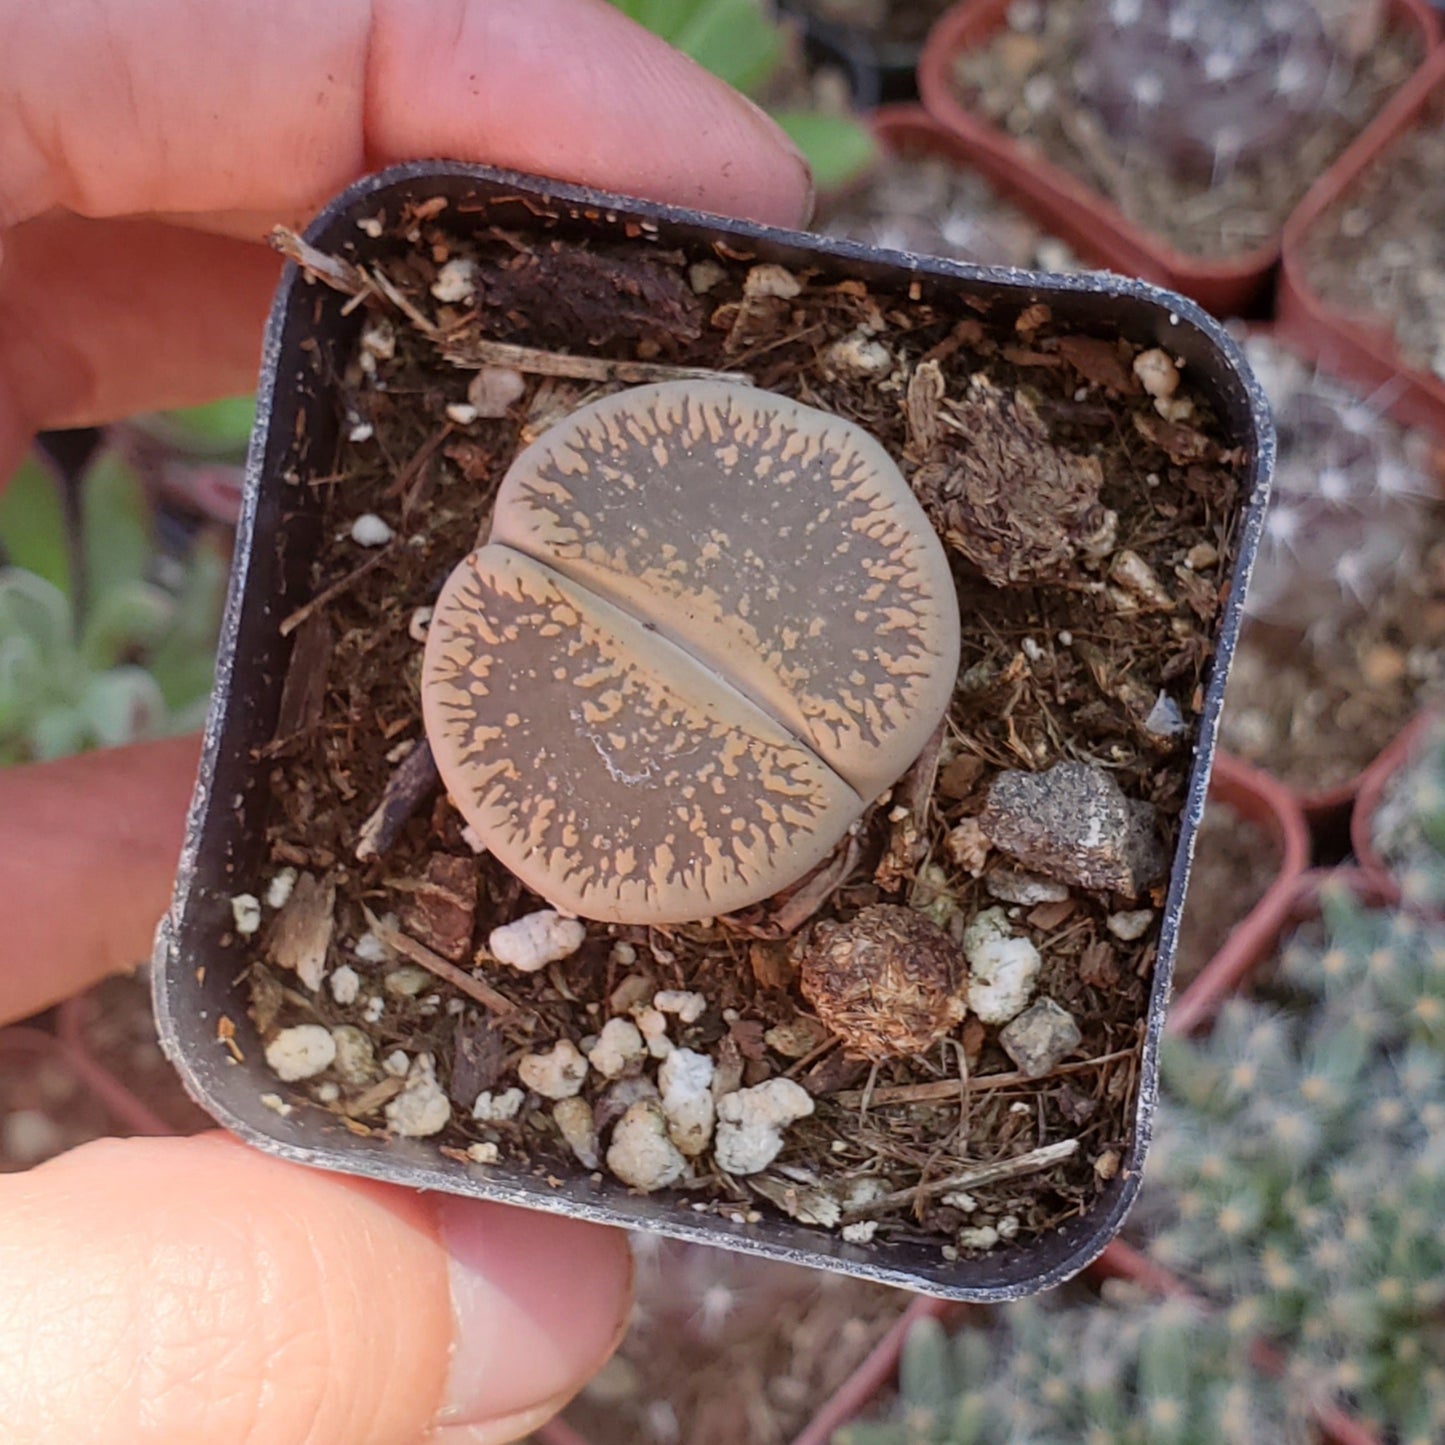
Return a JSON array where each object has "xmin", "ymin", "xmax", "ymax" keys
[
  {"xmin": 834, "ymin": 1293, "xmax": 1302, "ymax": 1444},
  {"xmin": 1368, "ymin": 718, "xmax": 1445, "ymax": 910},
  {"xmin": 1145, "ymin": 895, "xmax": 1445, "ymax": 1439},
  {"xmin": 1236, "ymin": 333, "xmax": 1436, "ymax": 635},
  {"xmin": 1077, "ymin": 0, "xmax": 1337, "ymax": 183}
]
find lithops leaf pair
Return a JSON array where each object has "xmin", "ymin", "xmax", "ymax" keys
[{"xmin": 422, "ymin": 380, "xmax": 959, "ymax": 923}]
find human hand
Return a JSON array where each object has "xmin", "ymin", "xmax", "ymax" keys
[{"xmin": 0, "ymin": 3, "xmax": 812, "ymax": 1441}]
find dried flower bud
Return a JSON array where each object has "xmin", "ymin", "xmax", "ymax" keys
[{"xmin": 795, "ymin": 904, "xmax": 967, "ymax": 1058}]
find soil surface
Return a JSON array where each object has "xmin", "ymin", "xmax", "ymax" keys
[
  {"xmin": 1219, "ymin": 335, "xmax": 1445, "ymax": 795},
  {"xmin": 563, "ymin": 1239, "xmax": 906, "ymax": 1445},
  {"xmin": 821, "ymin": 148, "xmax": 1082, "ymax": 272},
  {"xmin": 949, "ymin": 0, "xmax": 1423, "ymax": 261},
  {"xmin": 1173, "ymin": 800, "xmax": 1281, "ymax": 988},
  {"xmin": 225, "ymin": 193, "xmax": 1250, "ymax": 1267},
  {"xmin": 1300, "ymin": 96, "xmax": 1445, "ymax": 381}
]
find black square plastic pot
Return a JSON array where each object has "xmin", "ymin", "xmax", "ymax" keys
[{"xmin": 153, "ymin": 161, "xmax": 1274, "ymax": 1301}]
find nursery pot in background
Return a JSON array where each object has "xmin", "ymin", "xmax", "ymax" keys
[
  {"xmin": 1279, "ymin": 45, "xmax": 1445, "ymax": 444},
  {"xmin": 917, "ymin": 0, "xmax": 1440, "ymax": 319},
  {"xmin": 152, "ymin": 161, "xmax": 1272, "ymax": 1301}
]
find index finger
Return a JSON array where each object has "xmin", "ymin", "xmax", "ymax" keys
[{"xmin": 0, "ymin": 0, "xmax": 812, "ymax": 232}]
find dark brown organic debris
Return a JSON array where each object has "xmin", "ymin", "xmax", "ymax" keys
[{"xmin": 912, "ymin": 374, "xmax": 1115, "ymax": 586}]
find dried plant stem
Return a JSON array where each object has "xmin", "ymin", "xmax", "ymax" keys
[
  {"xmin": 279, "ymin": 547, "xmax": 393, "ymax": 638},
  {"xmin": 843, "ymin": 1139, "xmax": 1080, "ymax": 1220},
  {"xmin": 833, "ymin": 1048, "xmax": 1133, "ymax": 1109},
  {"xmin": 354, "ymin": 741, "xmax": 441, "ymax": 862},
  {"xmin": 269, "ymin": 226, "xmax": 368, "ymax": 294},
  {"xmin": 272, "ymin": 227, "xmax": 751, "ymax": 385},
  {"xmin": 437, "ymin": 335, "xmax": 755, "ymax": 387},
  {"xmin": 365, "ymin": 912, "xmax": 516, "ymax": 1016}
]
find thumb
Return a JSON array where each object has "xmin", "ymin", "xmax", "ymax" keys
[{"xmin": 0, "ymin": 1134, "xmax": 632, "ymax": 1445}]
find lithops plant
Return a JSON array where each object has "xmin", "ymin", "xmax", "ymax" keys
[{"xmin": 423, "ymin": 380, "xmax": 959, "ymax": 924}]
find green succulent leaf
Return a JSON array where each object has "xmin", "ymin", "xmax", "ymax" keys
[
  {"xmin": 0, "ymin": 455, "xmax": 73, "ymax": 594},
  {"xmin": 78, "ymin": 579, "xmax": 174, "ymax": 671},
  {"xmin": 29, "ymin": 705, "xmax": 92, "ymax": 763},
  {"xmin": 608, "ymin": 0, "xmax": 785, "ymax": 93},
  {"xmin": 771, "ymin": 109, "xmax": 878, "ymax": 193},
  {"xmin": 0, "ymin": 567, "xmax": 75, "ymax": 657},
  {"xmin": 80, "ymin": 450, "xmax": 152, "ymax": 609},
  {"xmin": 79, "ymin": 667, "xmax": 167, "ymax": 750},
  {"xmin": 142, "ymin": 395, "xmax": 257, "ymax": 457}
]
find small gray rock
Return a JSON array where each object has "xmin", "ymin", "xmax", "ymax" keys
[
  {"xmin": 984, "ymin": 869, "xmax": 1071, "ymax": 906},
  {"xmin": 981, "ymin": 761, "xmax": 1167, "ymax": 899},
  {"xmin": 999, "ymin": 998, "xmax": 1083, "ymax": 1078}
]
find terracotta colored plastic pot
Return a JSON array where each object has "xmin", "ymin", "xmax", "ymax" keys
[
  {"xmin": 1279, "ymin": 46, "xmax": 1445, "ymax": 442},
  {"xmin": 152, "ymin": 159, "xmax": 1273, "ymax": 1302},
  {"xmin": 1171, "ymin": 866, "xmax": 1399, "ymax": 1034},
  {"xmin": 1167, "ymin": 751, "xmax": 1311, "ymax": 1037},
  {"xmin": 917, "ymin": 0, "xmax": 1440, "ymax": 318},
  {"xmin": 1351, "ymin": 706, "xmax": 1445, "ymax": 894}
]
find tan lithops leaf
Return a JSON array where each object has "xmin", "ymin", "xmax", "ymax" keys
[
  {"xmin": 423, "ymin": 547, "xmax": 861, "ymax": 924},
  {"xmin": 487, "ymin": 381, "xmax": 959, "ymax": 800}
]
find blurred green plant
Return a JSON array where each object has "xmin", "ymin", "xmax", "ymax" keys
[
  {"xmin": 1367, "ymin": 720, "xmax": 1445, "ymax": 910},
  {"xmin": 0, "ymin": 449, "xmax": 226, "ymax": 765},
  {"xmin": 607, "ymin": 0, "xmax": 877, "ymax": 193},
  {"xmin": 128, "ymin": 394, "xmax": 256, "ymax": 460},
  {"xmin": 836, "ymin": 1294, "xmax": 1300, "ymax": 1445},
  {"xmin": 1144, "ymin": 893, "xmax": 1445, "ymax": 1443}
]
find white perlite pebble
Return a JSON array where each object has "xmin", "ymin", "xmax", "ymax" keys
[
  {"xmin": 489, "ymin": 911, "xmax": 587, "ymax": 972},
  {"xmin": 330, "ymin": 1025, "xmax": 375, "ymax": 1084},
  {"xmin": 362, "ymin": 996, "xmax": 385, "ymax": 1024},
  {"xmin": 842, "ymin": 1220, "xmax": 879, "ymax": 1246},
  {"xmin": 1109, "ymin": 907, "xmax": 1156, "ymax": 942},
  {"xmin": 1107, "ymin": 909, "xmax": 1156, "ymax": 942},
  {"xmin": 518, "ymin": 1039, "xmax": 589, "ymax": 1099},
  {"xmin": 350, "ymin": 513, "xmax": 394, "ymax": 547},
  {"xmin": 714, "ymin": 1078, "xmax": 814, "ymax": 1176},
  {"xmin": 587, "ymin": 1018, "xmax": 646, "ymax": 1079},
  {"xmin": 230, "ymin": 894, "xmax": 262, "ymax": 935},
  {"xmin": 445, "ymin": 402, "xmax": 479, "ymax": 425},
  {"xmin": 553, "ymin": 1096, "xmax": 600, "ymax": 1169},
  {"xmin": 355, "ymin": 930, "xmax": 390, "ymax": 964},
  {"xmin": 467, "ymin": 1141, "xmax": 500, "ymax": 1164},
  {"xmin": 999, "ymin": 997, "xmax": 1082, "ymax": 1079},
  {"xmin": 385, "ymin": 1054, "xmax": 453, "ymax": 1138},
  {"xmin": 382, "ymin": 1048, "xmax": 411, "ymax": 1077},
  {"xmin": 472, "ymin": 1087, "xmax": 525, "ymax": 1122},
  {"xmin": 653, "ymin": 990, "xmax": 707, "ymax": 1025},
  {"xmin": 634, "ymin": 1007, "xmax": 673, "ymax": 1059},
  {"xmin": 963, "ymin": 907, "xmax": 1042, "ymax": 1025},
  {"xmin": 658, "ymin": 1048, "xmax": 715, "ymax": 1156},
  {"xmin": 1133, "ymin": 347, "xmax": 1180, "ymax": 400},
  {"xmin": 430, "ymin": 258, "xmax": 478, "ymax": 303},
  {"xmin": 264, "ymin": 1025, "xmax": 336, "ymax": 1082},
  {"xmin": 467, "ymin": 365, "xmax": 526, "ymax": 417},
  {"xmin": 265, "ymin": 868, "xmax": 298, "ymax": 910},
  {"xmin": 329, "ymin": 964, "xmax": 361, "ymax": 1005},
  {"xmin": 606, "ymin": 1100, "xmax": 687, "ymax": 1192}
]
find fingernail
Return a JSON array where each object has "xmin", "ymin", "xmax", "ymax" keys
[
  {"xmin": 429, "ymin": 1395, "xmax": 573, "ymax": 1445},
  {"xmin": 736, "ymin": 92, "xmax": 817, "ymax": 228},
  {"xmin": 434, "ymin": 1198, "xmax": 633, "ymax": 1427}
]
